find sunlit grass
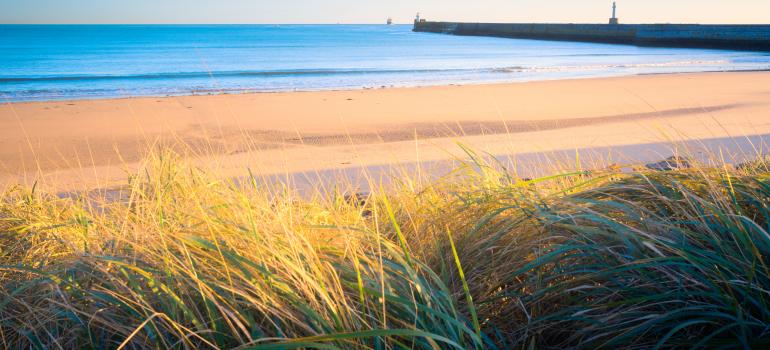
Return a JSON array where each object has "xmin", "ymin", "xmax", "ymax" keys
[{"xmin": 2, "ymin": 147, "xmax": 770, "ymax": 349}]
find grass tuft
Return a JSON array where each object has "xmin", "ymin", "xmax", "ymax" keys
[{"xmin": 2, "ymin": 148, "xmax": 770, "ymax": 349}]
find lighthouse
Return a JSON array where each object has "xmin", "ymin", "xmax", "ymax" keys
[{"xmin": 609, "ymin": 2, "xmax": 619, "ymax": 25}]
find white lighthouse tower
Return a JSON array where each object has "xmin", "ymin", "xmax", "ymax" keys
[{"xmin": 609, "ymin": 2, "xmax": 619, "ymax": 25}]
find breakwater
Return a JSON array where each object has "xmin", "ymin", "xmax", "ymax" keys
[{"xmin": 413, "ymin": 21, "xmax": 770, "ymax": 51}]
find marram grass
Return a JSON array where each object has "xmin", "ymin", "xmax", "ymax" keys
[{"xmin": 2, "ymin": 150, "xmax": 770, "ymax": 349}]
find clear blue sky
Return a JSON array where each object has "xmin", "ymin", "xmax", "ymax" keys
[{"xmin": 2, "ymin": 0, "xmax": 769, "ymax": 24}]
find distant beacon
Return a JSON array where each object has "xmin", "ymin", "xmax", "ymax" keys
[
  {"xmin": 387, "ymin": 17, "xmax": 393, "ymax": 25},
  {"xmin": 415, "ymin": 13, "xmax": 425, "ymax": 23},
  {"xmin": 609, "ymin": 2, "xmax": 619, "ymax": 25}
]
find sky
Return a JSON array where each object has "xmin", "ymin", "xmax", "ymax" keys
[{"xmin": 2, "ymin": 0, "xmax": 770, "ymax": 25}]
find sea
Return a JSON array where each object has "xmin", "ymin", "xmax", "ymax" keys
[{"xmin": 2, "ymin": 24, "xmax": 770, "ymax": 102}]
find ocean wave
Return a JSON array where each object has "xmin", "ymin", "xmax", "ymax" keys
[
  {"xmin": 478, "ymin": 60, "xmax": 733, "ymax": 75},
  {"xmin": 0, "ymin": 68, "xmax": 479, "ymax": 83},
  {"xmin": 490, "ymin": 67, "xmax": 526, "ymax": 73},
  {"xmin": 0, "ymin": 60, "xmax": 738, "ymax": 84}
]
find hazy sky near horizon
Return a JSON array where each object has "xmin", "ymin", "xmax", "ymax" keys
[{"xmin": 2, "ymin": 0, "xmax": 769, "ymax": 25}]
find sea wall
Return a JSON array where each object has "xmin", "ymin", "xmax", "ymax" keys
[{"xmin": 414, "ymin": 21, "xmax": 770, "ymax": 51}]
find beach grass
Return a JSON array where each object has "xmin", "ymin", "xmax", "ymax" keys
[{"xmin": 2, "ymin": 147, "xmax": 770, "ymax": 349}]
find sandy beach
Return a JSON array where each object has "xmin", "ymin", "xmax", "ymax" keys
[{"xmin": 2, "ymin": 71, "xmax": 770, "ymax": 191}]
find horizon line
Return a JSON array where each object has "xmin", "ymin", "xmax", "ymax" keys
[{"xmin": 3, "ymin": 21, "xmax": 769, "ymax": 26}]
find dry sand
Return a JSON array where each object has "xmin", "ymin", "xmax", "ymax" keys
[{"xmin": 2, "ymin": 71, "xmax": 770, "ymax": 192}]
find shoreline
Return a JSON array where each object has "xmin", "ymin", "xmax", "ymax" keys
[
  {"xmin": 5, "ymin": 69, "xmax": 770, "ymax": 105},
  {"xmin": 2, "ymin": 70, "xmax": 770, "ymax": 191}
]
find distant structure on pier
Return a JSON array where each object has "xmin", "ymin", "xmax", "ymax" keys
[
  {"xmin": 609, "ymin": 2, "xmax": 619, "ymax": 25},
  {"xmin": 387, "ymin": 17, "xmax": 393, "ymax": 25},
  {"xmin": 415, "ymin": 13, "xmax": 425, "ymax": 24}
]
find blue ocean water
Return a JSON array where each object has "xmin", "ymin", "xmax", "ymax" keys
[{"xmin": 2, "ymin": 24, "xmax": 770, "ymax": 102}]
